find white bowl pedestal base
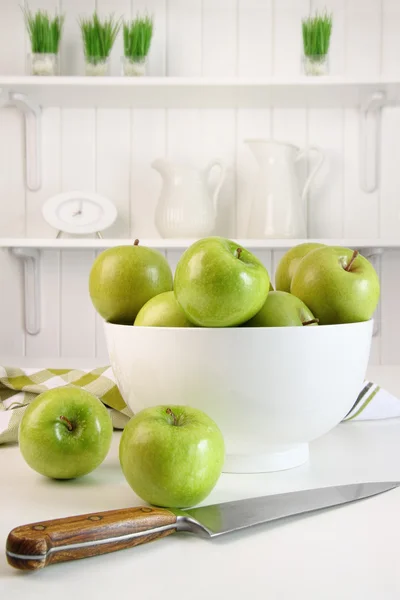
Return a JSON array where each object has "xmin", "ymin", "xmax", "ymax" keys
[{"xmin": 223, "ymin": 443, "xmax": 309, "ymax": 473}]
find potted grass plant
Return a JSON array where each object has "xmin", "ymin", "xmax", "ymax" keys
[
  {"xmin": 122, "ymin": 14, "xmax": 153, "ymax": 76},
  {"xmin": 79, "ymin": 12, "xmax": 121, "ymax": 76},
  {"xmin": 302, "ymin": 10, "xmax": 333, "ymax": 75},
  {"xmin": 22, "ymin": 5, "xmax": 65, "ymax": 76}
]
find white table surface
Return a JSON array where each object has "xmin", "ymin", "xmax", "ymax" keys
[{"xmin": 2, "ymin": 419, "xmax": 400, "ymax": 599}]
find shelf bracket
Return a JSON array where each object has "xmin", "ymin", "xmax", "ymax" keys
[
  {"xmin": 359, "ymin": 247, "xmax": 383, "ymax": 338},
  {"xmin": 11, "ymin": 248, "xmax": 41, "ymax": 336},
  {"xmin": 359, "ymin": 91, "xmax": 386, "ymax": 194},
  {"xmin": 4, "ymin": 91, "xmax": 42, "ymax": 192},
  {"xmin": 0, "ymin": 88, "xmax": 7, "ymax": 108}
]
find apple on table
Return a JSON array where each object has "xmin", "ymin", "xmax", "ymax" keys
[
  {"xmin": 119, "ymin": 405, "xmax": 225, "ymax": 508},
  {"xmin": 19, "ymin": 387, "xmax": 113, "ymax": 480}
]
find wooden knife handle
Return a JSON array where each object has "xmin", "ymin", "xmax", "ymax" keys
[{"xmin": 6, "ymin": 506, "xmax": 178, "ymax": 571}]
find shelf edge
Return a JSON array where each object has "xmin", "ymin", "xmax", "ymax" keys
[{"xmin": 0, "ymin": 238, "xmax": 399, "ymax": 250}]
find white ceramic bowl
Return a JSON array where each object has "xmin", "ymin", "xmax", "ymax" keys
[{"xmin": 104, "ymin": 320, "xmax": 373, "ymax": 474}]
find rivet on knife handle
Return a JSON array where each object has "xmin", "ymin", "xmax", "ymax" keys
[{"xmin": 6, "ymin": 506, "xmax": 178, "ymax": 571}]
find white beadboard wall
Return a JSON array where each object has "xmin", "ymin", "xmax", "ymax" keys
[{"xmin": 0, "ymin": 0, "xmax": 400, "ymax": 367}]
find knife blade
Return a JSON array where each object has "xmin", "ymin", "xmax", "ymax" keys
[{"xmin": 6, "ymin": 481, "xmax": 399, "ymax": 571}]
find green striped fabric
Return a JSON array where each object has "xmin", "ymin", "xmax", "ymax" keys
[{"xmin": 0, "ymin": 366, "xmax": 133, "ymax": 445}]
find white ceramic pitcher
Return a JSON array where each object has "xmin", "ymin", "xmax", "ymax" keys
[
  {"xmin": 245, "ymin": 139, "xmax": 325, "ymax": 238},
  {"xmin": 152, "ymin": 158, "xmax": 226, "ymax": 238}
]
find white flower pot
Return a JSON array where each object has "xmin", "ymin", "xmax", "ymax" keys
[
  {"xmin": 29, "ymin": 53, "xmax": 58, "ymax": 76},
  {"xmin": 85, "ymin": 57, "xmax": 110, "ymax": 76},
  {"xmin": 303, "ymin": 54, "xmax": 329, "ymax": 76},
  {"xmin": 122, "ymin": 56, "xmax": 147, "ymax": 76}
]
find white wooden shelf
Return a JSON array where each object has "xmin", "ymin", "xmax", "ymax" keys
[
  {"xmin": 1, "ymin": 76, "xmax": 399, "ymax": 109},
  {"xmin": 0, "ymin": 237, "xmax": 398, "ymax": 250},
  {"xmin": 0, "ymin": 76, "xmax": 393, "ymax": 194}
]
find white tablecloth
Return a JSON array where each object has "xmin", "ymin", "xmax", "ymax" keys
[{"xmin": 2, "ymin": 419, "xmax": 400, "ymax": 600}]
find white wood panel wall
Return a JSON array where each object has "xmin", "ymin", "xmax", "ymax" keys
[{"xmin": 0, "ymin": 0, "xmax": 399, "ymax": 367}]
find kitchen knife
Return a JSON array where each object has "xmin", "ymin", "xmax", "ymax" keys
[{"xmin": 6, "ymin": 481, "xmax": 399, "ymax": 571}]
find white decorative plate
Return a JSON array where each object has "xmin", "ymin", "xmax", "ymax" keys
[{"xmin": 42, "ymin": 191, "xmax": 117, "ymax": 235}]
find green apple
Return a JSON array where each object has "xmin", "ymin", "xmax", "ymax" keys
[
  {"xmin": 19, "ymin": 387, "xmax": 113, "ymax": 479},
  {"xmin": 89, "ymin": 240, "xmax": 173, "ymax": 324},
  {"xmin": 134, "ymin": 291, "xmax": 195, "ymax": 327},
  {"xmin": 244, "ymin": 291, "xmax": 317, "ymax": 327},
  {"xmin": 290, "ymin": 246, "xmax": 380, "ymax": 325},
  {"xmin": 119, "ymin": 405, "xmax": 225, "ymax": 508},
  {"xmin": 174, "ymin": 236, "xmax": 270, "ymax": 327},
  {"xmin": 275, "ymin": 243, "xmax": 325, "ymax": 292}
]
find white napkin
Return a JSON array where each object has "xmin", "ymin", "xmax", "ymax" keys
[{"xmin": 342, "ymin": 381, "xmax": 400, "ymax": 421}]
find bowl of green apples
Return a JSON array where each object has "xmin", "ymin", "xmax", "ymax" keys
[{"xmin": 89, "ymin": 237, "xmax": 380, "ymax": 474}]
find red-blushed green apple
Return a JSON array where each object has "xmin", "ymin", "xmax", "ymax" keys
[
  {"xmin": 244, "ymin": 291, "xmax": 318, "ymax": 327},
  {"xmin": 18, "ymin": 387, "xmax": 113, "ymax": 479},
  {"xmin": 275, "ymin": 243, "xmax": 325, "ymax": 292},
  {"xmin": 119, "ymin": 405, "xmax": 225, "ymax": 508},
  {"xmin": 290, "ymin": 247, "xmax": 380, "ymax": 325},
  {"xmin": 134, "ymin": 291, "xmax": 195, "ymax": 327},
  {"xmin": 89, "ymin": 240, "xmax": 173, "ymax": 324},
  {"xmin": 174, "ymin": 237, "xmax": 270, "ymax": 327}
]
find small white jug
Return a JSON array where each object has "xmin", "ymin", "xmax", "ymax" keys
[
  {"xmin": 245, "ymin": 139, "xmax": 325, "ymax": 238},
  {"xmin": 152, "ymin": 158, "xmax": 226, "ymax": 238}
]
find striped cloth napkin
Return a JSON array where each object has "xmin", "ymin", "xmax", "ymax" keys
[
  {"xmin": 0, "ymin": 366, "xmax": 133, "ymax": 445},
  {"xmin": 1, "ymin": 367, "xmax": 399, "ymax": 445}
]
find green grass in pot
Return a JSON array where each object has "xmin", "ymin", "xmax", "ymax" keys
[
  {"xmin": 122, "ymin": 14, "xmax": 153, "ymax": 76},
  {"xmin": 22, "ymin": 5, "xmax": 65, "ymax": 54},
  {"xmin": 302, "ymin": 10, "xmax": 333, "ymax": 58},
  {"xmin": 123, "ymin": 14, "xmax": 154, "ymax": 62},
  {"xmin": 79, "ymin": 12, "xmax": 121, "ymax": 67}
]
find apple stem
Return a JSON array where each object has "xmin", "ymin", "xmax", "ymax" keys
[
  {"xmin": 236, "ymin": 247, "xmax": 243, "ymax": 260},
  {"xmin": 166, "ymin": 407, "xmax": 178, "ymax": 426},
  {"xmin": 303, "ymin": 318, "xmax": 319, "ymax": 326},
  {"xmin": 344, "ymin": 249, "xmax": 359, "ymax": 272},
  {"xmin": 59, "ymin": 415, "xmax": 73, "ymax": 431},
  {"xmin": 134, "ymin": 239, "xmax": 140, "ymax": 246}
]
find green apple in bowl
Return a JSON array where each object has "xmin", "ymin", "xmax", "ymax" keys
[
  {"xmin": 89, "ymin": 240, "xmax": 173, "ymax": 325},
  {"xmin": 119, "ymin": 405, "xmax": 225, "ymax": 508},
  {"xmin": 174, "ymin": 236, "xmax": 270, "ymax": 327},
  {"xmin": 19, "ymin": 387, "xmax": 113, "ymax": 479},
  {"xmin": 291, "ymin": 247, "xmax": 380, "ymax": 325},
  {"xmin": 134, "ymin": 291, "xmax": 195, "ymax": 327},
  {"xmin": 244, "ymin": 291, "xmax": 318, "ymax": 327},
  {"xmin": 275, "ymin": 242, "xmax": 325, "ymax": 292}
]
